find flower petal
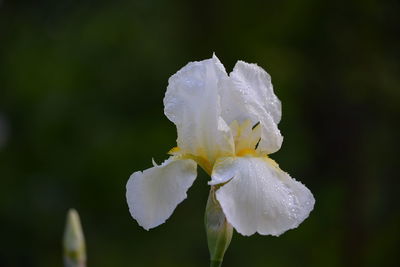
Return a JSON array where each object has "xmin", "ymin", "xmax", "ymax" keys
[
  {"xmin": 126, "ymin": 157, "xmax": 197, "ymax": 230},
  {"xmin": 211, "ymin": 157, "xmax": 314, "ymax": 236},
  {"xmin": 220, "ymin": 61, "xmax": 283, "ymax": 154},
  {"xmin": 164, "ymin": 55, "xmax": 234, "ymax": 164}
]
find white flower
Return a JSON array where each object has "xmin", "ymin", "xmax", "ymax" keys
[{"xmin": 126, "ymin": 55, "xmax": 315, "ymax": 236}]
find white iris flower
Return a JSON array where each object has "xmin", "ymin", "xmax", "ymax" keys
[{"xmin": 126, "ymin": 55, "xmax": 314, "ymax": 236}]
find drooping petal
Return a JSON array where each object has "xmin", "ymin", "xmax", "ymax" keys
[
  {"xmin": 220, "ymin": 61, "xmax": 283, "ymax": 154},
  {"xmin": 126, "ymin": 157, "xmax": 197, "ymax": 230},
  {"xmin": 210, "ymin": 157, "xmax": 314, "ymax": 236},
  {"xmin": 164, "ymin": 55, "xmax": 234, "ymax": 164}
]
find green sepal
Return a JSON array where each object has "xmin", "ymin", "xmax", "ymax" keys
[{"xmin": 205, "ymin": 187, "xmax": 233, "ymax": 267}]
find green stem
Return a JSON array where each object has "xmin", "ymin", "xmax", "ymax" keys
[{"xmin": 210, "ymin": 260, "xmax": 222, "ymax": 267}]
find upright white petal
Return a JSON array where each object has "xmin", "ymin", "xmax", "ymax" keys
[
  {"xmin": 220, "ymin": 61, "xmax": 283, "ymax": 154},
  {"xmin": 164, "ymin": 55, "xmax": 234, "ymax": 164},
  {"xmin": 211, "ymin": 157, "xmax": 314, "ymax": 236},
  {"xmin": 126, "ymin": 157, "xmax": 197, "ymax": 230}
]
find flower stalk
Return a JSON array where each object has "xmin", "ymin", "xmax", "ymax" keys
[
  {"xmin": 205, "ymin": 187, "xmax": 233, "ymax": 267},
  {"xmin": 63, "ymin": 209, "xmax": 86, "ymax": 267}
]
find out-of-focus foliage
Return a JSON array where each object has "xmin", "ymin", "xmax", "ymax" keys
[{"xmin": 0, "ymin": 0, "xmax": 399, "ymax": 266}]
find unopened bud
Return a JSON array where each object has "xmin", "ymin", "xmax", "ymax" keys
[
  {"xmin": 63, "ymin": 209, "xmax": 86, "ymax": 267},
  {"xmin": 205, "ymin": 187, "xmax": 233, "ymax": 267}
]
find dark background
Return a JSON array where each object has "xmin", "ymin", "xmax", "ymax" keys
[{"xmin": 1, "ymin": 0, "xmax": 399, "ymax": 266}]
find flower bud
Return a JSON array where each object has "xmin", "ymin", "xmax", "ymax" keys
[
  {"xmin": 205, "ymin": 187, "xmax": 233, "ymax": 267},
  {"xmin": 63, "ymin": 209, "xmax": 86, "ymax": 267}
]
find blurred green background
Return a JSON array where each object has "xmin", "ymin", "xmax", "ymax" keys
[{"xmin": 1, "ymin": 0, "xmax": 399, "ymax": 266}]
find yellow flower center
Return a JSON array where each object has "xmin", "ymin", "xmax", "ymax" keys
[
  {"xmin": 236, "ymin": 148, "xmax": 257, "ymax": 157},
  {"xmin": 168, "ymin": 120, "xmax": 264, "ymax": 175}
]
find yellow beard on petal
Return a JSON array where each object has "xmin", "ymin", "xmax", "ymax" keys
[
  {"xmin": 168, "ymin": 146, "xmax": 181, "ymax": 155},
  {"xmin": 236, "ymin": 148, "xmax": 257, "ymax": 157},
  {"xmin": 168, "ymin": 146, "xmax": 213, "ymax": 175}
]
